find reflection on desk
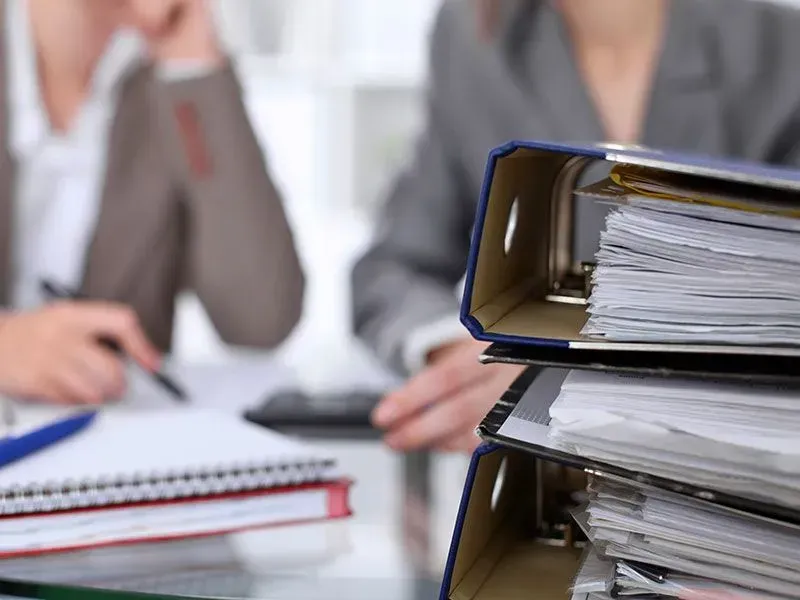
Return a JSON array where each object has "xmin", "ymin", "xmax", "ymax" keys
[{"xmin": 0, "ymin": 525, "xmax": 350, "ymax": 587}]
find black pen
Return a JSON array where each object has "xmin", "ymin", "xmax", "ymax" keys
[{"xmin": 40, "ymin": 280, "xmax": 188, "ymax": 402}]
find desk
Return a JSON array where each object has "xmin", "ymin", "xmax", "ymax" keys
[{"xmin": 0, "ymin": 357, "xmax": 471, "ymax": 600}]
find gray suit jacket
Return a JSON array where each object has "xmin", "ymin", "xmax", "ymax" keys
[
  {"xmin": 352, "ymin": 0, "xmax": 800, "ymax": 374},
  {"xmin": 0, "ymin": 6, "xmax": 305, "ymax": 352}
]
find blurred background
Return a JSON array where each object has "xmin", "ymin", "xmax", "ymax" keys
[
  {"xmin": 177, "ymin": 0, "xmax": 800, "ymax": 389},
  {"xmin": 4, "ymin": 2, "xmax": 800, "ymax": 597},
  {"xmin": 173, "ymin": 0, "xmax": 438, "ymax": 392}
]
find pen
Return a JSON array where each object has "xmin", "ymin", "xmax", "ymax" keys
[
  {"xmin": 40, "ymin": 280, "xmax": 188, "ymax": 403},
  {"xmin": 0, "ymin": 410, "xmax": 97, "ymax": 470}
]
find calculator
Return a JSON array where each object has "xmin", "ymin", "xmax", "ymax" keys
[{"xmin": 244, "ymin": 389, "xmax": 384, "ymax": 429}]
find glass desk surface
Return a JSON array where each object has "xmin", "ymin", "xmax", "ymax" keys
[{"xmin": 0, "ymin": 439, "xmax": 471, "ymax": 600}]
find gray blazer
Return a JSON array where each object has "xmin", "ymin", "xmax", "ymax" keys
[
  {"xmin": 352, "ymin": 0, "xmax": 800, "ymax": 374},
  {"xmin": 0, "ymin": 3, "xmax": 305, "ymax": 352}
]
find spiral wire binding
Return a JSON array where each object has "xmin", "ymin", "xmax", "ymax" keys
[{"xmin": 0, "ymin": 457, "xmax": 337, "ymax": 515}]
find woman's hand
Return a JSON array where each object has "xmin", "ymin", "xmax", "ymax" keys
[{"xmin": 0, "ymin": 303, "xmax": 161, "ymax": 405}]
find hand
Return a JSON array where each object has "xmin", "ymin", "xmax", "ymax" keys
[
  {"xmin": 0, "ymin": 302, "xmax": 161, "ymax": 405},
  {"xmin": 124, "ymin": 0, "xmax": 223, "ymax": 65},
  {"xmin": 371, "ymin": 338, "xmax": 526, "ymax": 453}
]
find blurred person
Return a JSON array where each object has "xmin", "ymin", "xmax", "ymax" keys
[
  {"xmin": 353, "ymin": 0, "xmax": 800, "ymax": 453},
  {"xmin": 0, "ymin": 0, "xmax": 305, "ymax": 405}
]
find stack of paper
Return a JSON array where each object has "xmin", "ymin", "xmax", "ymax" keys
[
  {"xmin": 580, "ymin": 173, "xmax": 800, "ymax": 344},
  {"xmin": 548, "ymin": 369, "xmax": 800, "ymax": 508},
  {"xmin": 568, "ymin": 479, "xmax": 800, "ymax": 599},
  {"xmin": 563, "ymin": 165, "xmax": 800, "ymax": 598}
]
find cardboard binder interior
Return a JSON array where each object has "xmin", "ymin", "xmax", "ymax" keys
[
  {"xmin": 467, "ymin": 148, "xmax": 589, "ymax": 342},
  {"xmin": 446, "ymin": 449, "xmax": 582, "ymax": 600}
]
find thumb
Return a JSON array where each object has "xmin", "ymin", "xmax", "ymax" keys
[{"xmin": 72, "ymin": 303, "xmax": 162, "ymax": 371}]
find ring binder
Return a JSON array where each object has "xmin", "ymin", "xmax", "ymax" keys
[{"xmin": 460, "ymin": 140, "xmax": 800, "ymax": 362}]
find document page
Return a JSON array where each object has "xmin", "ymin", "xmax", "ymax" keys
[
  {"xmin": 496, "ymin": 368, "xmax": 568, "ymax": 448},
  {"xmin": 578, "ymin": 170, "xmax": 800, "ymax": 346},
  {"xmin": 580, "ymin": 479, "xmax": 800, "ymax": 598},
  {"xmin": 548, "ymin": 370, "xmax": 800, "ymax": 508}
]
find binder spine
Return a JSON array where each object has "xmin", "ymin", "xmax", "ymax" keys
[{"xmin": 0, "ymin": 458, "xmax": 336, "ymax": 515}]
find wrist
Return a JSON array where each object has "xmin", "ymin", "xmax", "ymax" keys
[{"xmin": 402, "ymin": 313, "xmax": 469, "ymax": 373}]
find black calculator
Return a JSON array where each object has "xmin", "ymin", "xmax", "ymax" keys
[{"xmin": 244, "ymin": 389, "xmax": 384, "ymax": 429}]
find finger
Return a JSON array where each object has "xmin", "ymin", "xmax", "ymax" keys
[
  {"xmin": 383, "ymin": 384, "xmax": 491, "ymax": 451},
  {"xmin": 385, "ymin": 373, "xmax": 505, "ymax": 451},
  {"xmin": 50, "ymin": 365, "xmax": 105, "ymax": 405},
  {"xmin": 26, "ymin": 379, "xmax": 73, "ymax": 406},
  {"xmin": 372, "ymin": 357, "xmax": 484, "ymax": 428},
  {"xmin": 69, "ymin": 304, "xmax": 161, "ymax": 371},
  {"xmin": 72, "ymin": 344, "xmax": 127, "ymax": 400}
]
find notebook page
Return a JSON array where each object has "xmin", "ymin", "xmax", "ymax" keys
[
  {"xmin": 0, "ymin": 490, "xmax": 329, "ymax": 551},
  {"xmin": 0, "ymin": 409, "xmax": 326, "ymax": 491}
]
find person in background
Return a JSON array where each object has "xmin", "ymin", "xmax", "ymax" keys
[
  {"xmin": 352, "ymin": 0, "xmax": 800, "ymax": 453},
  {"xmin": 0, "ymin": 0, "xmax": 305, "ymax": 405}
]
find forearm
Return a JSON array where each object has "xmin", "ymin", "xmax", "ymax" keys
[
  {"xmin": 156, "ymin": 65, "xmax": 305, "ymax": 347},
  {"xmin": 352, "ymin": 257, "xmax": 465, "ymax": 374},
  {"xmin": 351, "ymin": 2, "xmax": 475, "ymax": 371},
  {"xmin": 187, "ymin": 175, "xmax": 305, "ymax": 348}
]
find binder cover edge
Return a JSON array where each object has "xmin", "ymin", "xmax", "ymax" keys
[
  {"xmin": 479, "ymin": 343, "xmax": 800, "ymax": 384},
  {"xmin": 439, "ymin": 442, "xmax": 500, "ymax": 600},
  {"xmin": 460, "ymin": 139, "xmax": 800, "ymax": 358}
]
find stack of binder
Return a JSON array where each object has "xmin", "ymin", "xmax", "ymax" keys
[{"xmin": 439, "ymin": 142, "xmax": 800, "ymax": 600}]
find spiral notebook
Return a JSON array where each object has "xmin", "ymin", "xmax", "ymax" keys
[{"xmin": 0, "ymin": 408, "xmax": 351, "ymax": 557}]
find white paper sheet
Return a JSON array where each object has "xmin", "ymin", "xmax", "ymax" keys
[
  {"xmin": 0, "ymin": 409, "xmax": 324, "ymax": 493},
  {"xmin": 552, "ymin": 370, "xmax": 800, "ymax": 456},
  {"xmin": 584, "ymin": 480, "xmax": 800, "ymax": 598},
  {"xmin": 583, "ymin": 195, "xmax": 800, "ymax": 344}
]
